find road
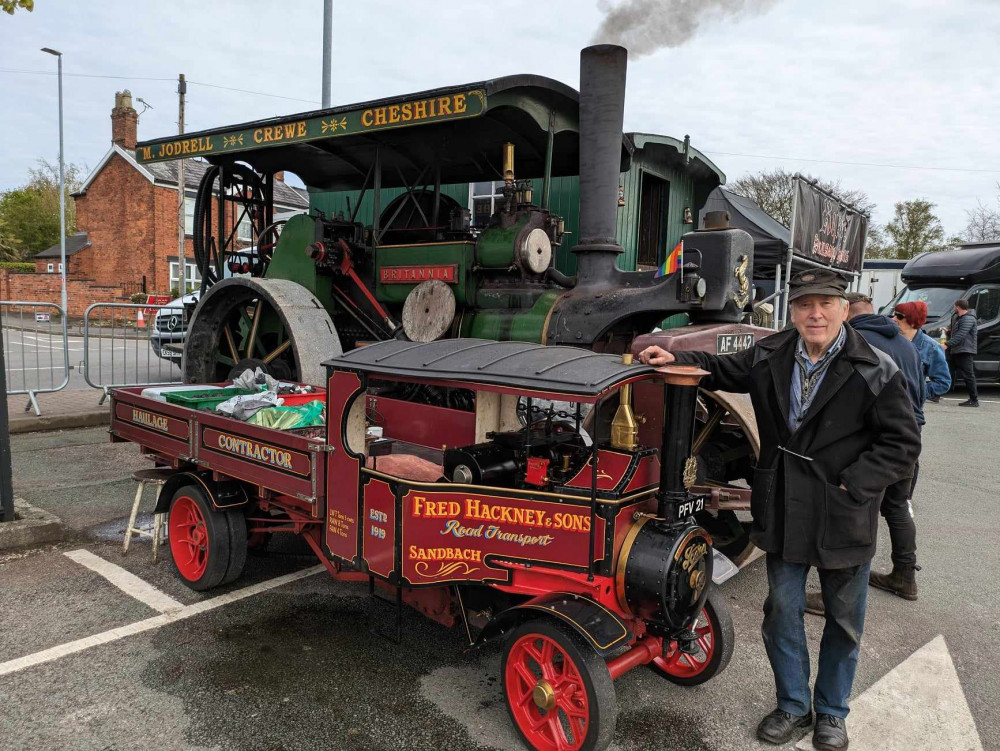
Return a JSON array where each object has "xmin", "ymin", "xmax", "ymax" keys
[
  {"xmin": 2, "ymin": 325, "xmax": 182, "ymax": 393},
  {"xmin": 0, "ymin": 395, "xmax": 996, "ymax": 751}
]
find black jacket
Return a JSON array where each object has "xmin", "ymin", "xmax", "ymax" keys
[
  {"xmin": 849, "ymin": 314, "xmax": 925, "ymax": 426},
  {"xmin": 947, "ymin": 310, "xmax": 978, "ymax": 355},
  {"xmin": 675, "ymin": 326, "xmax": 921, "ymax": 569}
]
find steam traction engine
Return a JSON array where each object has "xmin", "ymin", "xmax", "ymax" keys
[{"xmin": 135, "ymin": 45, "xmax": 765, "ymax": 565}]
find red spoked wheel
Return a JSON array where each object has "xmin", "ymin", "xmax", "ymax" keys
[
  {"xmin": 650, "ymin": 588, "xmax": 735, "ymax": 686},
  {"xmin": 502, "ymin": 619, "xmax": 617, "ymax": 751},
  {"xmin": 167, "ymin": 485, "xmax": 246, "ymax": 591}
]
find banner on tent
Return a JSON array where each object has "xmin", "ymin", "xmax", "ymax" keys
[{"xmin": 790, "ymin": 178, "xmax": 868, "ymax": 273}]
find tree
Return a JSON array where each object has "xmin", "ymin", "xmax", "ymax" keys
[
  {"xmin": 0, "ymin": 159, "xmax": 83, "ymax": 261},
  {"xmin": 0, "ymin": 0, "xmax": 34, "ymax": 14},
  {"xmin": 958, "ymin": 192, "xmax": 1000, "ymax": 243},
  {"xmin": 883, "ymin": 200, "xmax": 946, "ymax": 259}
]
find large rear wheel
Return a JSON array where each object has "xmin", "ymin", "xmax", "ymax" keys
[
  {"xmin": 502, "ymin": 618, "xmax": 617, "ymax": 751},
  {"xmin": 182, "ymin": 277, "xmax": 341, "ymax": 386}
]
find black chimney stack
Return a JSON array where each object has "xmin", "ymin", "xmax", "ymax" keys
[{"xmin": 574, "ymin": 45, "xmax": 627, "ymax": 286}]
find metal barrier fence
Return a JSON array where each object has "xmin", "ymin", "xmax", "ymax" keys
[
  {"xmin": 0, "ymin": 302, "xmax": 71, "ymax": 415},
  {"xmin": 82, "ymin": 302, "xmax": 188, "ymax": 403}
]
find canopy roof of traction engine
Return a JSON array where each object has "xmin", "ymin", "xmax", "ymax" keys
[
  {"xmin": 325, "ymin": 339, "xmax": 658, "ymax": 400},
  {"xmin": 133, "ymin": 75, "xmax": 723, "ymax": 193}
]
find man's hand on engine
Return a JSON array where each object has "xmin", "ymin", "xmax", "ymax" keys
[{"xmin": 637, "ymin": 345, "xmax": 675, "ymax": 366}]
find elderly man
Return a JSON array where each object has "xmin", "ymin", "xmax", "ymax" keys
[{"xmin": 638, "ymin": 269, "xmax": 920, "ymax": 751}]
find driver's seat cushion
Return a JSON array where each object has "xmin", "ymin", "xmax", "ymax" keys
[{"xmin": 366, "ymin": 454, "xmax": 444, "ymax": 483}]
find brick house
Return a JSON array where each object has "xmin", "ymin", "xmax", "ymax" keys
[{"xmin": 14, "ymin": 91, "xmax": 308, "ymax": 315}]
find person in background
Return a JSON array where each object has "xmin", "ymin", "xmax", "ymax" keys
[
  {"xmin": 893, "ymin": 301, "xmax": 951, "ymax": 405},
  {"xmin": 829, "ymin": 292, "xmax": 924, "ymax": 603},
  {"xmin": 946, "ymin": 299, "xmax": 979, "ymax": 407},
  {"xmin": 638, "ymin": 270, "xmax": 920, "ymax": 751}
]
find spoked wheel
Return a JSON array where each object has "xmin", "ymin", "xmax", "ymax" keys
[
  {"xmin": 692, "ymin": 391, "xmax": 760, "ymax": 566},
  {"xmin": 502, "ymin": 619, "xmax": 617, "ymax": 751},
  {"xmin": 650, "ymin": 588, "xmax": 735, "ymax": 686},
  {"xmin": 167, "ymin": 484, "xmax": 247, "ymax": 591},
  {"xmin": 183, "ymin": 277, "xmax": 341, "ymax": 386}
]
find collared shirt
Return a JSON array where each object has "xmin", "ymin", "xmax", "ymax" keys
[{"xmin": 789, "ymin": 325, "xmax": 846, "ymax": 432}]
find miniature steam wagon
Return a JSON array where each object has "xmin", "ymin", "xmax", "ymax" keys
[{"xmin": 110, "ymin": 338, "xmax": 735, "ymax": 751}]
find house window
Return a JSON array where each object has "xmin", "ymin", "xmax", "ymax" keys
[
  {"xmin": 46, "ymin": 263, "xmax": 53, "ymax": 273},
  {"xmin": 237, "ymin": 213, "xmax": 253, "ymax": 243},
  {"xmin": 169, "ymin": 260, "xmax": 201, "ymax": 294},
  {"xmin": 184, "ymin": 196, "xmax": 196, "ymax": 235},
  {"xmin": 58, "ymin": 263, "xmax": 63, "ymax": 272},
  {"xmin": 469, "ymin": 181, "xmax": 504, "ymax": 229}
]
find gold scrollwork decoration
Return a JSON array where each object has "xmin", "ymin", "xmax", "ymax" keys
[{"xmin": 414, "ymin": 561, "xmax": 479, "ymax": 578}]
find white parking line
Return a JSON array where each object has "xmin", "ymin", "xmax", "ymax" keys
[
  {"xmin": 64, "ymin": 549, "xmax": 184, "ymax": 614},
  {"xmin": 0, "ymin": 565, "xmax": 324, "ymax": 678}
]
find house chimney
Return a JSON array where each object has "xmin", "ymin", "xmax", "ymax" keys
[
  {"xmin": 111, "ymin": 90, "xmax": 138, "ymax": 151},
  {"xmin": 274, "ymin": 171, "xmax": 285, "ymax": 182}
]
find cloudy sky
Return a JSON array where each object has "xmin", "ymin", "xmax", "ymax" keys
[{"xmin": 2, "ymin": 0, "xmax": 998, "ymax": 232}]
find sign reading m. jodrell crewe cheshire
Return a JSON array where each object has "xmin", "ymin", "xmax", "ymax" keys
[
  {"xmin": 134, "ymin": 89, "xmax": 487, "ymax": 164},
  {"xmin": 790, "ymin": 178, "xmax": 869, "ymax": 273}
]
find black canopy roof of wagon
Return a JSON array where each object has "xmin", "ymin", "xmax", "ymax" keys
[
  {"xmin": 325, "ymin": 339, "xmax": 657, "ymax": 399},
  {"xmin": 133, "ymin": 75, "xmax": 722, "ymax": 192}
]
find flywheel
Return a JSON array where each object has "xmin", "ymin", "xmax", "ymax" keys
[{"xmin": 182, "ymin": 277, "xmax": 342, "ymax": 386}]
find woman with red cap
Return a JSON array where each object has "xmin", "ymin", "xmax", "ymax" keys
[{"xmin": 893, "ymin": 301, "xmax": 951, "ymax": 404}]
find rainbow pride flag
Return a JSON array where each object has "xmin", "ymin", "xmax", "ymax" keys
[{"xmin": 655, "ymin": 241, "xmax": 683, "ymax": 278}]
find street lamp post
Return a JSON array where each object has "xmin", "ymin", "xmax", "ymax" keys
[{"xmin": 41, "ymin": 47, "xmax": 69, "ymax": 390}]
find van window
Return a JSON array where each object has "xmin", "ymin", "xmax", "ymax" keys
[
  {"xmin": 890, "ymin": 286, "xmax": 962, "ymax": 319},
  {"xmin": 969, "ymin": 287, "xmax": 1000, "ymax": 324}
]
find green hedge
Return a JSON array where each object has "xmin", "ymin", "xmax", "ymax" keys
[{"xmin": 0, "ymin": 262, "xmax": 34, "ymax": 272}]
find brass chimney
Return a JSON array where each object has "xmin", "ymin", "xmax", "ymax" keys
[{"xmin": 611, "ymin": 353, "xmax": 639, "ymax": 451}]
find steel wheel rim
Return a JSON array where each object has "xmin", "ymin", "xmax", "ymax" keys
[
  {"xmin": 168, "ymin": 495, "xmax": 209, "ymax": 581},
  {"xmin": 505, "ymin": 633, "xmax": 591, "ymax": 751},
  {"xmin": 654, "ymin": 607, "xmax": 716, "ymax": 678}
]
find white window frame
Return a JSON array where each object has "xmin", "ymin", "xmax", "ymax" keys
[
  {"xmin": 169, "ymin": 260, "xmax": 201, "ymax": 294},
  {"xmin": 184, "ymin": 196, "xmax": 196, "ymax": 236},
  {"xmin": 46, "ymin": 263, "xmax": 54, "ymax": 273},
  {"xmin": 469, "ymin": 180, "xmax": 504, "ymax": 228},
  {"xmin": 236, "ymin": 212, "xmax": 254, "ymax": 243}
]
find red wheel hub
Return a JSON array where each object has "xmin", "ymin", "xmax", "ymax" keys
[
  {"xmin": 169, "ymin": 495, "xmax": 209, "ymax": 581},
  {"xmin": 654, "ymin": 607, "xmax": 716, "ymax": 678},
  {"xmin": 505, "ymin": 633, "xmax": 590, "ymax": 751}
]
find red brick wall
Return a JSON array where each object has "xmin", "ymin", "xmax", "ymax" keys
[
  {"xmin": 75, "ymin": 153, "xmax": 157, "ymax": 291},
  {"xmin": 0, "ymin": 270, "xmax": 121, "ymax": 317}
]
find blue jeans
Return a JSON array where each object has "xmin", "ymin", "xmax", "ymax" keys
[{"xmin": 762, "ymin": 554, "xmax": 870, "ymax": 718}]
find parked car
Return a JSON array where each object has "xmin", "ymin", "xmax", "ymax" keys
[
  {"xmin": 883, "ymin": 242, "xmax": 1000, "ymax": 385},
  {"xmin": 34, "ymin": 312, "xmax": 50, "ymax": 323},
  {"xmin": 150, "ymin": 292, "xmax": 200, "ymax": 361}
]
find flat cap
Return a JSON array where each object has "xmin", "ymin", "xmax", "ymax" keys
[{"xmin": 787, "ymin": 268, "xmax": 849, "ymax": 301}]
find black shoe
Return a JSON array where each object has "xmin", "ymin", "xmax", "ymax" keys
[
  {"xmin": 813, "ymin": 713, "xmax": 848, "ymax": 750},
  {"xmin": 756, "ymin": 708, "xmax": 813, "ymax": 745},
  {"xmin": 869, "ymin": 564, "xmax": 918, "ymax": 601},
  {"xmin": 927, "ymin": 394, "xmax": 940, "ymax": 403},
  {"xmin": 959, "ymin": 399, "xmax": 979, "ymax": 407}
]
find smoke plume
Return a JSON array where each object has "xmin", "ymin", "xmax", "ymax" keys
[{"xmin": 592, "ymin": 0, "xmax": 779, "ymax": 57}]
